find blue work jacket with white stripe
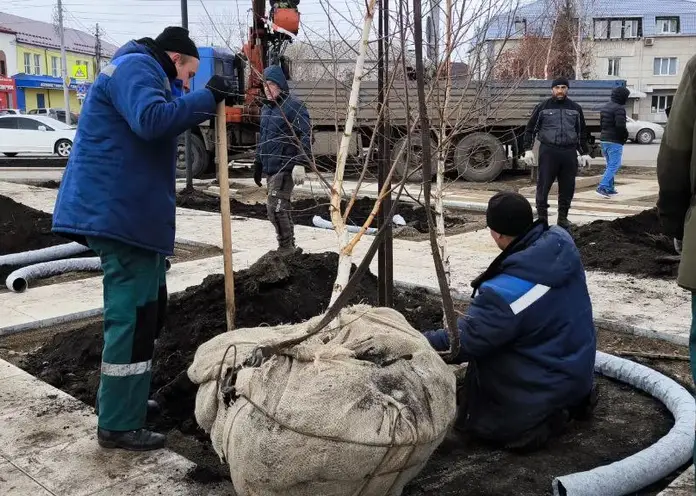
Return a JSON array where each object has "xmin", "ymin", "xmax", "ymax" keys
[
  {"xmin": 53, "ymin": 40, "xmax": 216, "ymax": 255},
  {"xmin": 425, "ymin": 222, "xmax": 596, "ymax": 442}
]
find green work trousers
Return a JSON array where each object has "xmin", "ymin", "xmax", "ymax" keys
[{"xmin": 87, "ymin": 236, "xmax": 167, "ymax": 431}]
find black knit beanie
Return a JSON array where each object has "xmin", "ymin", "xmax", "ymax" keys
[
  {"xmin": 552, "ymin": 77, "xmax": 570, "ymax": 88},
  {"xmin": 486, "ymin": 192, "xmax": 534, "ymax": 237},
  {"xmin": 155, "ymin": 26, "xmax": 199, "ymax": 59}
]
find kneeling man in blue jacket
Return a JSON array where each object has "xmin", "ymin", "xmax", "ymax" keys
[{"xmin": 426, "ymin": 192, "xmax": 597, "ymax": 451}]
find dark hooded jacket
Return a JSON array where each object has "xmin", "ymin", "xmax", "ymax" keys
[
  {"xmin": 425, "ymin": 223, "xmax": 596, "ymax": 443},
  {"xmin": 256, "ymin": 65, "xmax": 312, "ymax": 176},
  {"xmin": 600, "ymin": 86, "xmax": 630, "ymax": 144}
]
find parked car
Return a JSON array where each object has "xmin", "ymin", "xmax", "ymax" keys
[
  {"xmin": 0, "ymin": 115, "xmax": 76, "ymax": 157},
  {"xmin": 0, "ymin": 109, "xmax": 23, "ymax": 115},
  {"xmin": 626, "ymin": 117, "xmax": 664, "ymax": 144},
  {"xmin": 28, "ymin": 107, "xmax": 79, "ymax": 125}
]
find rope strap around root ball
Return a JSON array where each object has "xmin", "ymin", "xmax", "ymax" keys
[
  {"xmin": 227, "ymin": 394, "xmax": 421, "ymax": 496},
  {"xmin": 216, "ymin": 342, "xmax": 441, "ymax": 496}
]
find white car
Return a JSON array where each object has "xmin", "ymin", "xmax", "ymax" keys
[
  {"xmin": 626, "ymin": 117, "xmax": 664, "ymax": 144},
  {"xmin": 0, "ymin": 114, "xmax": 76, "ymax": 157}
]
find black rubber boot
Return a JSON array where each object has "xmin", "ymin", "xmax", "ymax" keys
[
  {"xmin": 97, "ymin": 428, "xmax": 166, "ymax": 451},
  {"xmin": 557, "ymin": 213, "xmax": 575, "ymax": 230},
  {"xmin": 95, "ymin": 398, "xmax": 160, "ymax": 417}
]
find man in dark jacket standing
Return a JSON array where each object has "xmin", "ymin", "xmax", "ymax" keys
[
  {"xmin": 522, "ymin": 78, "xmax": 592, "ymax": 229},
  {"xmin": 53, "ymin": 27, "xmax": 232, "ymax": 451},
  {"xmin": 425, "ymin": 192, "xmax": 597, "ymax": 450},
  {"xmin": 597, "ymin": 86, "xmax": 630, "ymax": 198},
  {"xmin": 656, "ymin": 52, "xmax": 696, "ymax": 465},
  {"xmin": 253, "ymin": 65, "xmax": 312, "ymax": 253}
]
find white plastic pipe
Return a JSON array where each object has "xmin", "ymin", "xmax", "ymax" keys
[
  {"xmin": 312, "ymin": 215, "xmax": 377, "ymax": 235},
  {"xmin": 552, "ymin": 351, "xmax": 696, "ymax": 496},
  {"xmin": 0, "ymin": 242, "xmax": 89, "ymax": 268},
  {"xmin": 6, "ymin": 257, "xmax": 173, "ymax": 292},
  {"xmin": 6, "ymin": 257, "xmax": 102, "ymax": 292}
]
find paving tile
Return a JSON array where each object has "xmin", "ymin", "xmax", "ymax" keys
[
  {"xmin": 657, "ymin": 465, "xmax": 695, "ymax": 495},
  {"xmin": 85, "ymin": 463, "xmax": 235, "ymax": 496},
  {"xmin": 0, "ymin": 359, "xmax": 28, "ymax": 381},
  {"xmin": 11, "ymin": 433, "xmax": 186, "ymax": 496},
  {"xmin": 0, "ymin": 460, "xmax": 54, "ymax": 496},
  {"xmin": 0, "ymin": 373, "xmax": 95, "ymax": 459},
  {"xmin": 0, "ymin": 307, "xmax": 36, "ymax": 330}
]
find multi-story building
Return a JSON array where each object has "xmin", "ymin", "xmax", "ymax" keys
[
  {"xmin": 0, "ymin": 12, "xmax": 117, "ymax": 112},
  {"xmin": 0, "ymin": 25, "xmax": 18, "ymax": 109},
  {"xmin": 476, "ymin": 0, "xmax": 696, "ymax": 122}
]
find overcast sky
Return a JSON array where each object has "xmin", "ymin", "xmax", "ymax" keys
[
  {"xmin": 0, "ymin": 0, "xmax": 499, "ymax": 61},
  {"xmin": 0, "ymin": 0, "xmax": 377, "ymax": 50}
]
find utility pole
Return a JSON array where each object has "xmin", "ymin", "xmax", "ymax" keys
[
  {"xmin": 95, "ymin": 23, "xmax": 102, "ymax": 76},
  {"xmin": 182, "ymin": 0, "xmax": 194, "ymax": 191},
  {"xmin": 377, "ymin": 0, "xmax": 393, "ymax": 306},
  {"xmin": 57, "ymin": 0, "xmax": 71, "ymax": 125}
]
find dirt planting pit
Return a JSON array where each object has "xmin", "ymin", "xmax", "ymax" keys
[
  {"xmin": 176, "ymin": 189, "xmax": 485, "ymax": 237},
  {"xmin": 17, "ymin": 250, "xmax": 677, "ymax": 495},
  {"xmin": 0, "ymin": 195, "xmax": 221, "ymax": 288},
  {"xmin": 571, "ymin": 207, "xmax": 677, "ymax": 278}
]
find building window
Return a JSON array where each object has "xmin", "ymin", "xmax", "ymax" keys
[
  {"xmin": 51, "ymin": 56, "xmax": 60, "ymax": 77},
  {"xmin": 608, "ymin": 58, "xmax": 620, "ymax": 76},
  {"xmin": 654, "ymin": 57, "xmax": 678, "ymax": 76},
  {"xmin": 652, "ymin": 95, "xmax": 674, "ymax": 113},
  {"xmin": 656, "ymin": 17, "xmax": 679, "ymax": 34},
  {"xmin": 594, "ymin": 18, "xmax": 642, "ymax": 40},
  {"xmin": 24, "ymin": 53, "xmax": 31, "ymax": 74},
  {"xmin": 0, "ymin": 60, "xmax": 5, "ymax": 76},
  {"xmin": 33, "ymin": 54, "xmax": 41, "ymax": 75}
]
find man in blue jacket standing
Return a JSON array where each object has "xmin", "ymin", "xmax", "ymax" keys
[
  {"xmin": 253, "ymin": 65, "xmax": 312, "ymax": 253},
  {"xmin": 52, "ymin": 27, "xmax": 233, "ymax": 451},
  {"xmin": 425, "ymin": 192, "xmax": 597, "ymax": 451}
]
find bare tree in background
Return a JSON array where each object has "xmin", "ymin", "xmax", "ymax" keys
[{"xmin": 494, "ymin": 0, "xmax": 594, "ymax": 80}]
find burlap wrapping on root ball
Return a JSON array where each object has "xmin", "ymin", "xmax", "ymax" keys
[{"xmin": 187, "ymin": 304, "xmax": 457, "ymax": 496}]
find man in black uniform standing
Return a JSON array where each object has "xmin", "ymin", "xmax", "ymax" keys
[{"xmin": 522, "ymin": 78, "xmax": 592, "ymax": 229}]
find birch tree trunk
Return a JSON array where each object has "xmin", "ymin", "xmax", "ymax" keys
[{"xmin": 329, "ymin": 0, "xmax": 379, "ymax": 306}]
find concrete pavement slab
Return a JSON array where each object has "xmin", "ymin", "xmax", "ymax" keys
[
  {"xmin": 0, "ymin": 359, "xmax": 232, "ymax": 496},
  {"xmin": 657, "ymin": 466, "xmax": 694, "ymax": 495},
  {"xmin": 0, "ymin": 460, "xmax": 54, "ymax": 496}
]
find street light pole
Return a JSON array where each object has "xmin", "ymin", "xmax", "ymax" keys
[
  {"xmin": 182, "ymin": 0, "xmax": 194, "ymax": 191},
  {"xmin": 57, "ymin": 0, "xmax": 71, "ymax": 126}
]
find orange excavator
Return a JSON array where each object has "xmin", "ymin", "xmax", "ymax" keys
[{"xmin": 227, "ymin": 0, "xmax": 300, "ymax": 124}]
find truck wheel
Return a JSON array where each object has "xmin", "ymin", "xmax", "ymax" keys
[
  {"xmin": 176, "ymin": 133, "xmax": 208, "ymax": 178},
  {"xmin": 393, "ymin": 134, "xmax": 436, "ymax": 182},
  {"xmin": 455, "ymin": 132, "xmax": 507, "ymax": 182}
]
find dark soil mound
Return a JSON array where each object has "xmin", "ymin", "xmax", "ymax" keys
[
  {"xmin": 23, "ymin": 250, "xmax": 674, "ymax": 494},
  {"xmin": 176, "ymin": 189, "xmax": 466, "ymax": 233},
  {"xmin": 571, "ymin": 208, "xmax": 677, "ymax": 278},
  {"xmin": 0, "ymin": 195, "xmax": 68, "ymax": 282},
  {"xmin": 35, "ymin": 180, "xmax": 61, "ymax": 189},
  {"xmin": 405, "ymin": 375, "xmax": 673, "ymax": 496}
]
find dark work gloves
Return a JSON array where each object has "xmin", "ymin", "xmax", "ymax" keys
[
  {"xmin": 253, "ymin": 159, "xmax": 263, "ymax": 187},
  {"xmin": 206, "ymin": 75, "xmax": 235, "ymax": 104}
]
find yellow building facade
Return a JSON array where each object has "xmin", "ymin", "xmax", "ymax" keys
[{"xmin": 15, "ymin": 43, "xmax": 108, "ymax": 112}]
